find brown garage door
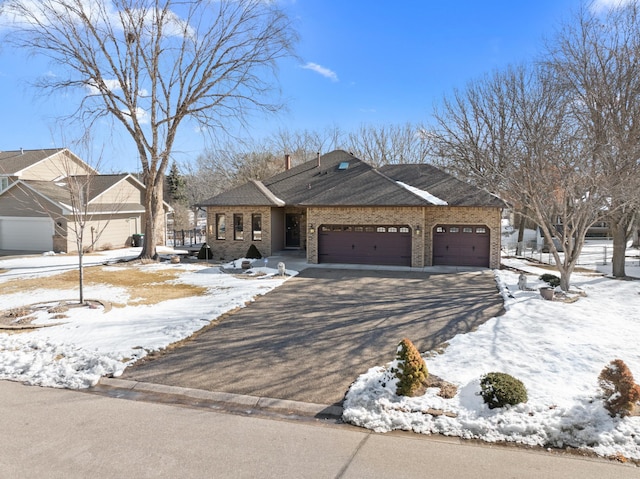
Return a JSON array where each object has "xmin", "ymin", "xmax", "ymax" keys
[
  {"xmin": 432, "ymin": 225, "xmax": 490, "ymax": 267},
  {"xmin": 318, "ymin": 225, "xmax": 412, "ymax": 266}
]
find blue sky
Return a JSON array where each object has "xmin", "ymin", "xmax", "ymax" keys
[{"xmin": 0, "ymin": 0, "xmax": 606, "ymax": 172}]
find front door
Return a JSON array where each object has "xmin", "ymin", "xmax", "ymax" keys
[{"xmin": 285, "ymin": 214, "xmax": 301, "ymax": 248}]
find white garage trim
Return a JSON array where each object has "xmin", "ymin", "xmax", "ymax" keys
[{"xmin": 0, "ymin": 216, "xmax": 54, "ymax": 251}]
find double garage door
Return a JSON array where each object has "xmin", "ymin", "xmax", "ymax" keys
[
  {"xmin": 0, "ymin": 217, "xmax": 54, "ymax": 251},
  {"xmin": 432, "ymin": 224, "xmax": 490, "ymax": 267},
  {"xmin": 318, "ymin": 224, "xmax": 412, "ymax": 266}
]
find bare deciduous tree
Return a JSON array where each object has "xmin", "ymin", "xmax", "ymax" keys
[
  {"xmin": 346, "ymin": 123, "xmax": 432, "ymax": 167},
  {"xmin": 432, "ymin": 65, "xmax": 607, "ymax": 291},
  {"xmin": 545, "ymin": 1, "xmax": 640, "ymax": 278},
  {"xmin": 2, "ymin": 0, "xmax": 297, "ymax": 260}
]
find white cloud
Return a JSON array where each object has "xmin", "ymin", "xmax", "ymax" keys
[
  {"xmin": 301, "ymin": 62, "xmax": 338, "ymax": 82},
  {"xmin": 590, "ymin": 0, "xmax": 635, "ymax": 12},
  {"xmin": 120, "ymin": 106, "xmax": 148, "ymax": 125},
  {"xmin": 86, "ymin": 78, "xmax": 122, "ymax": 95}
]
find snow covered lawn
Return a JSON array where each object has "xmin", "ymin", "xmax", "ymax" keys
[
  {"xmin": 0, "ymin": 248, "xmax": 295, "ymax": 389},
  {"xmin": 343, "ymin": 260, "xmax": 640, "ymax": 460}
]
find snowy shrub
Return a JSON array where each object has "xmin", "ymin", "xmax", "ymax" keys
[
  {"xmin": 539, "ymin": 273, "xmax": 560, "ymax": 288},
  {"xmin": 479, "ymin": 372, "xmax": 528, "ymax": 409},
  {"xmin": 393, "ymin": 338, "xmax": 428, "ymax": 397},
  {"xmin": 598, "ymin": 359, "xmax": 640, "ymax": 418}
]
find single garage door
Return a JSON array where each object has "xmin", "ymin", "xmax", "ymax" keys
[
  {"xmin": 318, "ymin": 224, "xmax": 412, "ymax": 266},
  {"xmin": 0, "ymin": 217, "xmax": 54, "ymax": 251},
  {"xmin": 432, "ymin": 224, "xmax": 490, "ymax": 267}
]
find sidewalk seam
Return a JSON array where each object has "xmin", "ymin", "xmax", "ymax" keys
[{"xmin": 334, "ymin": 433, "xmax": 370, "ymax": 479}]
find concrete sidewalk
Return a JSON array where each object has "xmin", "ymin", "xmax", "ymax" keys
[{"xmin": 0, "ymin": 380, "xmax": 635, "ymax": 478}]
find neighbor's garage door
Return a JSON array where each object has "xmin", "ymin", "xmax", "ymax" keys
[
  {"xmin": 318, "ymin": 224, "xmax": 412, "ymax": 266},
  {"xmin": 0, "ymin": 217, "xmax": 54, "ymax": 251},
  {"xmin": 432, "ymin": 224, "xmax": 490, "ymax": 267}
]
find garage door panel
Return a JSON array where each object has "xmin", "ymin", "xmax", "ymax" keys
[
  {"xmin": 318, "ymin": 225, "xmax": 411, "ymax": 266},
  {"xmin": 0, "ymin": 217, "xmax": 54, "ymax": 251},
  {"xmin": 433, "ymin": 225, "xmax": 489, "ymax": 267}
]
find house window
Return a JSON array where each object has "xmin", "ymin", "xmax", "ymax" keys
[
  {"xmin": 399, "ymin": 227, "xmax": 409, "ymax": 233},
  {"xmin": 435, "ymin": 226, "xmax": 445, "ymax": 233},
  {"xmin": 476, "ymin": 227, "xmax": 487, "ymax": 234},
  {"xmin": 216, "ymin": 214, "xmax": 226, "ymax": 240},
  {"xmin": 0, "ymin": 177, "xmax": 8, "ymax": 191},
  {"xmin": 388, "ymin": 227, "xmax": 398, "ymax": 233},
  {"xmin": 376, "ymin": 227, "xmax": 386, "ymax": 232},
  {"xmin": 450, "ymin": 227, "xmax": 460, "ymax": 233},
  {"xmin": 252, "ymin": 214, "xmax": 262, "ymax": 241},
  {"xmin": 463, "ymin": 227, "xmax": 473, "ymax": 233},
  {"xmin": 234, "ymin": 214, "xmax": 243, "ymax": 240}
]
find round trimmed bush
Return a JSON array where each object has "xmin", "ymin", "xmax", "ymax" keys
[{"xmin": 479, "ymin": 372, "xmax": 528, "ymax": 409}]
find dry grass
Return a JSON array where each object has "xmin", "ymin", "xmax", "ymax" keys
[{"xmin": 0, "ymin": 264, "xmax": 207, "ymax": 306}]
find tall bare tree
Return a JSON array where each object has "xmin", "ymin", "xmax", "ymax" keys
[
  {"xmin": 1, "ymin": 0, "xmax": 297, "ymax": 259},
  {"xmin": 346, "ymin": 123, "xmax": 432, "ymax": 167},
  {"xmin": 545, "ymin": 1, "xmax": 640, "ymax": 277},
  {"xmin": 432, "ymin": 65, "xmax": 607, "ymax": 291}
]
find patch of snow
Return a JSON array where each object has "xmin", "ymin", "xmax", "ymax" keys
[
  {"xmin": 396, "ymin": 181, "xmax": 448, "ymax": 205},
  {"xmin": 343, "ymin": 268, "xmax": 640, "ymax": 460}
]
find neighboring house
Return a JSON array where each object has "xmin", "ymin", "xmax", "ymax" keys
[
  {"xmin": 0, "ymin": 148, "xmax": 168, "ymax": 252},
  {"xmin": 199, "ymin": 150, "xmax": 505, "ymax": 268}
]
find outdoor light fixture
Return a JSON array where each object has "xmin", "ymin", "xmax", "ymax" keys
[
  {"xmin": 308, "ymin": 224, "xmax": 315, "ymax": 234},
  {"xmin": 415, "ymin": 225, "xmax": 421, "ymax": 235}
]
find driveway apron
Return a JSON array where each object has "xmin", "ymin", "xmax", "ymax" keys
[{"xmin": 122, "ymin": 268, "xmax": 504, "ymax": 406}]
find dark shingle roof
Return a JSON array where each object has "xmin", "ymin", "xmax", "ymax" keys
[
  {"xmin": 199, "ymin": 150, "xmax": 505, "ymax": 208},
  {"xmin": 0, "ymin": 149, "xmax": 65, "ymax": 175},
  {"xmin": 21, "ymin": 174, "xmax": 143, "ymax": 211},
  {"xmin": 379, "ymin": 164, "xmax": 505, "ymax": 207},
  {"xmin": 199, "ymin": 180, "xmax": 285, "ymax": 207}
]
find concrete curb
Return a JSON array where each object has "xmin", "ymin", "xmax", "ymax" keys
[{"xmin": 98, "ymin": 377, "xmax": 344, "ymax": 418}]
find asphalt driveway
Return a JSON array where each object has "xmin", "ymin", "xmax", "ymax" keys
[{"xmin": 123, "ymin": 268, "xmax": 504, "ymax": 406}]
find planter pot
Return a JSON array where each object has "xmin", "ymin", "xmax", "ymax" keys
[
  {"xmin": 539, "ymin": 287, "xmax": 554, "ymax": 301},
  {"xmin": 241, "ymin": 260, "xmax": 251, "ymax": 269}
]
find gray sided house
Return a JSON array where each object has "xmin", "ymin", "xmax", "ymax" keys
[
  {"xmin": 0, "ymin": 148, "xmax": 169, "ymax": 252},
  {"xmin": 200, "ymin": 150, "xmax": 505, "ymax": 268}
]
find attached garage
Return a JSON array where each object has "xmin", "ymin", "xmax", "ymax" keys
[
  {"xmin": 432, "ymin": 224, "xmax": 490, "ymax": 267},
  {"xmin": 318, "ymin": 224, "xmax": 412, "ymax": 266},
  {"xmin": 0, "ymin": 216, "xmax": 54, "ymax": 251}
]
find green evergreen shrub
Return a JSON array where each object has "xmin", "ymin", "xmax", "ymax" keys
[
  {"xmin": 539, "ymin": 273, "xmax": 560, "ymax": 288},
  {"xmin": 394, "ymin": 338, "xmax": 429, "ymax": 397},
  {"xmin": 479, "ymin": 372, "xmax": 528, "ymax": 409},
  {"xmin": 246, "ymin": 244, "xmax": 262, "ymax": 259},
  {"xmin": 197, "ymin": 243, "xmax": 212, "ymax": 260}
]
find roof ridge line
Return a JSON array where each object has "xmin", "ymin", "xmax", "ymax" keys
[{"xmin": 251, "ymin": 179, "xmax": 285, "ymax": 206}]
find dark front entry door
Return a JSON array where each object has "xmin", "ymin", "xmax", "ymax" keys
[{"xmin": 285, "ymin": 214, "xmax": 301, "ymax": 248}]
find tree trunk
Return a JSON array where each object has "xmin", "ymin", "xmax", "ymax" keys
[
  {"xmin": 516, "ymin": 212, "xmax": 526, "ymax": 256},
  {"xmin": 140, "ymin": 177, "xmax": 159, "ymax": 260},
  {"xmin": 610, "ymin": 220, "xmax": 628, "ymax": 278}
]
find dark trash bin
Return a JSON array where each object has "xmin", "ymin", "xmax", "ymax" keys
[{"xmin": 132, "ymin": 234, "xmax": 145, "ymax": 247}]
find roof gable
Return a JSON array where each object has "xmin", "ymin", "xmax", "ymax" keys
[{"xmin": 0, "ymin": 148, "xmax": 97, "ymax": 178}]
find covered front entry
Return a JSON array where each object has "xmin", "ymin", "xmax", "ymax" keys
[
  {"xmin": 318, "ymin": 224, "xmax": 412, "ymax": 266},
  {"xmin": 432, "ymin": 224, "xmax": 490, "ymax": 267},
  {"xmin": 285, "ymin": 213, "xmax": 302, "ymax": 248}
]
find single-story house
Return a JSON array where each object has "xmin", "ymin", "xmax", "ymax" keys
[
  {"xmin": 199, "ymin": 150, "xmax": 505, "ymax": 268},
  {"xmin": 0, "ymin": 148, "xmax": 169, "ymax": 252}
]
